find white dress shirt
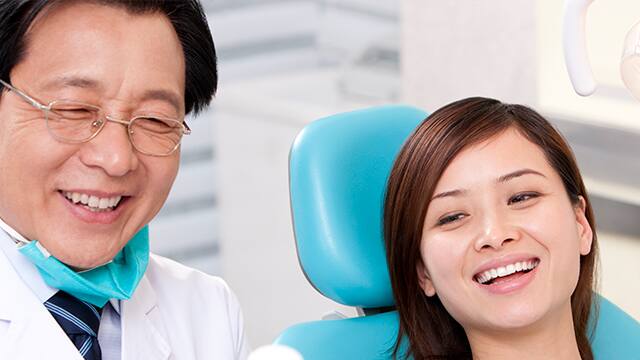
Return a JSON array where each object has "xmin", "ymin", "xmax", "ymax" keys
[{"xmin": 0, "ymin": 218, "xmax": 122, "ymax": 360}]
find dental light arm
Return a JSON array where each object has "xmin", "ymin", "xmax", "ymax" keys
[
  {"xmin": 563, "ymin": 0, "xmax": 597, "ymax": 96},
  {"xmin": 563, "ymin": 0, "xmax": 640, "ymax": 100},
  {"xmin": 620, "ymin": 21, "xmax": 640, "ymax": 100}
]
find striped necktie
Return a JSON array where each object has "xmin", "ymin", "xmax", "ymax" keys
[{"xmin": 45, "ymin": 291, "xmax": 103, "ymax": 360}]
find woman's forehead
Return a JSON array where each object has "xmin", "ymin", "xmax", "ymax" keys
[{"xmin": 433, "ymin": 129, "xmax": 553, "ymax": 192}]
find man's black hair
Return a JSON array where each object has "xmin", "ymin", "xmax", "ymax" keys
[{"xmin": 0, "ymin": 0, "xmax": 217, "ymax": 115}]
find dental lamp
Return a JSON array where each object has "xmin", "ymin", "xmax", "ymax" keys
[{"xmin": 563, "ymin": 0, "xmax": 640, "ymax": 100}]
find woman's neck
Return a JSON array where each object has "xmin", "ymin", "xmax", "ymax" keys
[{"xmin": 466, "ymin": 301, "xmax": 582, "ymax": 360}]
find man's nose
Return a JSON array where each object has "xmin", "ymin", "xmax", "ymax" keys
[
  {"xmin": 78, "ymin": 118, "xmax": 139, "ymax": 177},
  {"xmin": 473, "ymin": 207, "xmax": 521, "ymax": 251}
]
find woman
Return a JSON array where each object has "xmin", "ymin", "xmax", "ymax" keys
[{"xmin": 384, "ymin": 97, "xmax": 598, "ymax": 359}]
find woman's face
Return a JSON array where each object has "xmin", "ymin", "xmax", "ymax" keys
[{"xmin": 417, "ymin": 128, "xmax": 592, "ymax": 332}]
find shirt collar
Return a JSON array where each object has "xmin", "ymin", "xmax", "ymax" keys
[
  {"xmin": 0, "ymin": 218, "xmax": 58, "ymax": 303},
  {"xmin": 0, "ymin": 216, "xmax": 122, "ymax": 314}
]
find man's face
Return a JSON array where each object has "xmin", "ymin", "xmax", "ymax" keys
[{"xmin": 0, "ymin": 2, "xmax": 186, "ymax": 269}]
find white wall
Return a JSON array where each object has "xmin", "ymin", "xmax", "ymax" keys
[{"xmin": 402, "ymin": 0, "xmax": 537, "ymax": 109}]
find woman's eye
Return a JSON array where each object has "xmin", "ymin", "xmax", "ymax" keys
[
  {"xmin": 437, "ymin": 213, "xmax": 465, "ymax": 226},
  {"xmin": 508, "ymin": 192, "xmax": 539, "ymax": 205}
]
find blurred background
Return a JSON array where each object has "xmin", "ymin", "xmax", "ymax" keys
[{"xmin": 148, "ymin": 0, "xmax": 640, "ymax": 348}]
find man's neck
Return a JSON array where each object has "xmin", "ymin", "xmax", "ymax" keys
[{"xmin": 467, "ymin": 301, "xmax": 582, "ymax": 360}]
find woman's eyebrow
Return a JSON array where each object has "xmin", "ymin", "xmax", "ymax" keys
[
  {"xmin": 497, "ymin": 168, "xmax": 546, "ymax": 183},
  {"xmin": 431, "ymin": 189, "xmax": 468, "ymax": 201}
]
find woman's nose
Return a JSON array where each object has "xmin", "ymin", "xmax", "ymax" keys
[
  {"xmin": 473, "ymin": 208, "xmax": 521, "ymax": 251},
  {"xmin": 78, "ymin": 119, "xmax": 139, "ymax": 177}
]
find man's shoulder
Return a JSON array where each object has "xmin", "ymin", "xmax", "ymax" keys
[{"xmin": 144, "ymin": 253, "xmax": 235, "ymax": 305}]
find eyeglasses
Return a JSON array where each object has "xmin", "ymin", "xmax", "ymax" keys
[{"xmin": 0, "ymin": 79, "xmax": 190, "ymax": 157}]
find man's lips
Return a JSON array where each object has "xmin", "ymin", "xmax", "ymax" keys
[
  {"xmin": 58, "ymin": 190, "xmax": 131, "ymax": 224},
  {"xmin": 58, "ymin": 187, "xmax": 132, "ymax": 214}
]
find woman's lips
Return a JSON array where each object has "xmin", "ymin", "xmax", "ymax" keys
[
  {"xmin": 475, "ymin": 261, "xmax": 540, "ymax": 295},
  {"xmin": 474, "ymin": 258, "xmax": 540, "ymax": 284}
]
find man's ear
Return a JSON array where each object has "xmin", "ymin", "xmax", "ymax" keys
[
  {"xmin": 417, "ymin": 260, "xmax": 436, "ymax": 297},
  {"xmin": 575, "ymin": 196, "xmax": 593, "ymax": 256}
]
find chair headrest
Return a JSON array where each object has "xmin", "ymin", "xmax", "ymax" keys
[{"xmin": 289, "ymin": 105, "xmax": 428, "ymax": 308}]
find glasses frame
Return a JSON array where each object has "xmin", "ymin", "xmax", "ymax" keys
[{"xmin": 0, "ymin": 79, "xmax": 190, "ymax": 157}]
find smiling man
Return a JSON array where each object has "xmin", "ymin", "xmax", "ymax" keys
[{"xmin": 0, "ymin": 1, "xmax": 248, "ymax": 359}]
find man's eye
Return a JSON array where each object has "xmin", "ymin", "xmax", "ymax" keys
[
  {"xmin": 508, "ymin": 192, "xmax": 539, "ymax": 205},
  {"xmin": 135, "ymin": 117, "xmax": 179, "ymax": 131},
  {"xmin": 437, "ymin": 213, "xmax": 465, "ymax": 226},
  {"xmin": 53, "ymin": 107, "xmax": 95, "ymax": 120}
]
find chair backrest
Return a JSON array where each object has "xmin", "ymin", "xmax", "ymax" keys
[
  {"xmin": 287, "ymin": 105, "xmax": 426, "ymax": 309},
  {"xmin": 276, "ymin": 106, "xmax": 640, "ymax": 359}
]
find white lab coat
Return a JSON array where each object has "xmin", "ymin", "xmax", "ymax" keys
[{"xmin": 0, "ymin": 251, "xmax": 250, "ymax": 360}]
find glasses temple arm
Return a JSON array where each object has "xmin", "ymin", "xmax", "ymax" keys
[{"xmin": 0, "ymin": 79, "xmax": 49, "ymax": 110}]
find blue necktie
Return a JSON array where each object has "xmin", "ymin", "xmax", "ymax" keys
[{"xmin": 45, "ymin": 290, "xmax": 103, "ymax": 360}]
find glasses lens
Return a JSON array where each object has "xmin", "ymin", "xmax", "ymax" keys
[
  {"xmin": 130, "ymin": 116, "xmax": 184, "ymax": 156},
  {"xmin": 47, "ymin": 101, "xmax": 102, "ymax": 142}
]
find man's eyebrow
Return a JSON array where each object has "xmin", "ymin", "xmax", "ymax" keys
[
  {"xmin": 140, "ymin": 89, "xmax": 182, "ymax": 113},
  {"xmin": 41, "ymin": 77, "xmax": 182, "ymax": 112},
  {"xmin": 431, "ymin": 189, "xmax": 468, "ymax": 201},
  {"xmin": 43, "ymin": 76, "xmax": 100, "ymax": 91},
  {"xmin": 497, "ymin": 168, "xmax": 546, "ymax": 183}
]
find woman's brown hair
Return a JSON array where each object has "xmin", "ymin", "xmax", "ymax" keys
[{"xmin": 384, "ymin": 97, "xmax": 598, "ymax": 359}]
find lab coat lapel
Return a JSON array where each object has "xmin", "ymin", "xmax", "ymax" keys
[
  {"xmin": 121, "ymin": 275, "xmax": 171, "ymax": 360},
  {"xmin": 0, "ymin": 252, "xmax": 82, "ymax": 360}
]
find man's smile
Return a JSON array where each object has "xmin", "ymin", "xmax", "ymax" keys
[{"xmin": 62, "ymin": 191, "xmax": 123, "ymax": 212}]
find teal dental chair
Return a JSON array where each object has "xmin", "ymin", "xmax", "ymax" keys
[{"xmin": 274, "ymin": 105, "xmax": 640, "ymax": 359}]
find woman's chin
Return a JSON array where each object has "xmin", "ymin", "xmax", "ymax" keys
[{"xmin": 470, "ymin": 304, "xmax": 548, "ymax": 333}]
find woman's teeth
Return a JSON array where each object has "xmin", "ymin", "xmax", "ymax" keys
[
  {"xmin": 63, "ymin": 191, "xmax": 122, "ymax": 212},
  {"xmin": 475, "ymin": 259, "xmax": 539, "ymax": 284}
]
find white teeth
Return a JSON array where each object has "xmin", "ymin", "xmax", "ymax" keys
[
  {"xmin": 88, "ymin": 196, "xmax": 99, "ymax": 208},
  {"xmin": 476, "ymin": 259, "xmax": 539, "ymax": 284},
  {"xmin": 98, "ymin": 198, "xmax": 109, "ymax": 209},
  {"xmin": 497, "ymin": 267, "xmax": 507, "ymax": 277},
  {"xmin": 63, "ymin": 191, "xmax": 122, "ymax": 211}
]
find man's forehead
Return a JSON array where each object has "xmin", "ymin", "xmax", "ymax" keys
[{"xmin": 17, "ymin": 3, "xmax": 185, "ymax": 112}]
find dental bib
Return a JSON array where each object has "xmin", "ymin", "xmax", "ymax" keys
[{"xmin": 17, "ymin": 226, "xmax": 149, "ymax": 307}]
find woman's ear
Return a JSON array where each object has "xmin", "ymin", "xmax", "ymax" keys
[
  {"xmin": 575, "ymin": 196, "xmax": 593, "ymax": 256},
  {"xmin": 417, "ymin": 260, "xmax": 436, "ymax": 297}
]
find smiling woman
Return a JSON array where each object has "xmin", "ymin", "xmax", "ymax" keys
[{"xmin": 384, "ymin": 97, "xmax": 598, "ymax": 360}]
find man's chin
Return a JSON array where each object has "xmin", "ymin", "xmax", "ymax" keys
[{"xmin": 42, "ymin": 241, "xmax": 120, "ymax": 271}]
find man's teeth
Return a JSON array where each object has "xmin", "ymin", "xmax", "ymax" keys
[
  {"xmin": 63, "ymin": 192, "xmax": 122, "ymax": 211},
  {"xmin": 476, "ymin": 260, "xmax": 539, "ymax": 284}
]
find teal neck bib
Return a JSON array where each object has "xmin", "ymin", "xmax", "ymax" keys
[{"xmin": 17, "ymin": 226, "xmax": 149, "ymax": 307}]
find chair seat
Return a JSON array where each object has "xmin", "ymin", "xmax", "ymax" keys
[
  {"xmin": 275, "ymin": 311, "xmax": 402, "ymax": 360},
  {"xmin": 591, "ymin": 296, "xmax": 640, "ymax": 359},
  {"xmin": 275, "ymin": 296, "xmax": 640, "ymax": 359}
]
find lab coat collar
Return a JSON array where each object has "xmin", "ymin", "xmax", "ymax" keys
[
  {"xmin": 120, "ymin": 274, "xmax": 172, "ymax": 360},
  {"xmin": 0, "ymin": 250, "xmax": 83, "ymax": 359}
]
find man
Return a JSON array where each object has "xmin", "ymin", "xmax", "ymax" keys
[{"xmin": 0, "ymin": 1, "xmax": 249, "ymax": 359}]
